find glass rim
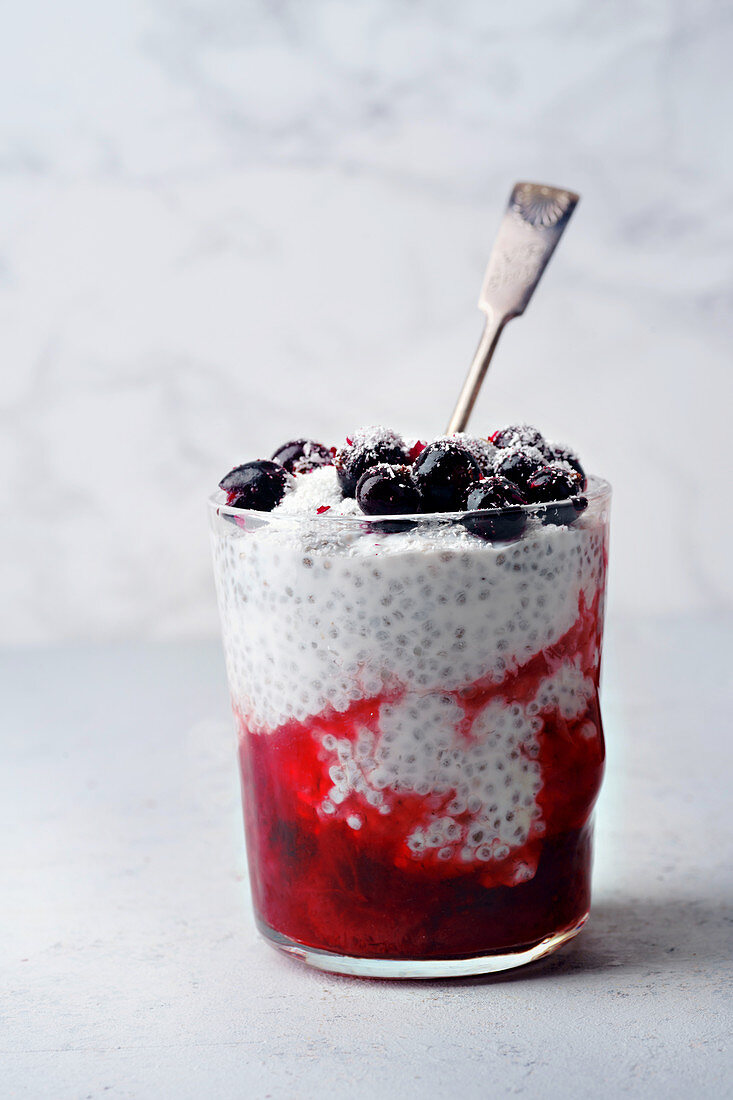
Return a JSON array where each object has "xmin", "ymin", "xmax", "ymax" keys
[{"xmin": 208, "ymin": 473, "xmax": 611, "ymax": 526}]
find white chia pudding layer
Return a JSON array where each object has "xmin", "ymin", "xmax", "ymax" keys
[{"xmin": 210, "ymin": 468, "xmax": 607, "ymax": 734}]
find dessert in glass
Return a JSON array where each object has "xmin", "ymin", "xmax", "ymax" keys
[{"xmin": 210, "ymin": 427, "xmax": 610, "ymax": 977}]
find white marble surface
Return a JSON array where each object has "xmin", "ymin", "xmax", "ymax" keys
[
  {"xmin": 3, "ymin": 615, "xmax": 732, "ymax": 1098},
  {"xmin": 1, "ymin": 1, "xmax": 733, "ymax": 645}
]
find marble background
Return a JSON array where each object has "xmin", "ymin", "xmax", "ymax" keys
[{"xmin": 2, "ymin": 0, "xmax": 731, "ymax": 644}]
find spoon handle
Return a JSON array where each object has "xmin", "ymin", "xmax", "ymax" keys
[{"xmin": 446, "ymin": 181, "xmax": 580, "ymax": 435}]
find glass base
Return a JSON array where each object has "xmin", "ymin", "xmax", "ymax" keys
[{"xmin": 258, "ymin": 913, "xmax": 588, "ymax": 979}]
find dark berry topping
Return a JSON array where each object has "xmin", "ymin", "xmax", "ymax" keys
[
  {"xmin": 454, "ymin": 435, "xmax": 498, "ymax": 475},
  {"xmin": 462, "ymin": 476, "xmax": 528, "ymax": 542},
  {"xmin": 412, "ymin": 440, "xmax": 482, "ymax": 513},
  {"xmin": 544, "ymin": 442, "xmax": 587, "ymax": 488},
  {"xmin": 526, "ymin": 464, "xmax": 583, "ymax": 502},
  {"xmin": 219, "ymin": 460, "xmax": 291, "ymax": 511},
  {"xmin": 271, "ymin": 438, "xmax": 333, "ymax": 475},
  {"xmin": 466, "ymin": 476, "xmax": 527, "ymax": 509},
  {"xmin": 526, "ymin": 463, "xmax": 586, "ymax": 527},
  {"xmin": 493, "ymin": 445, "xmax": 546, "ymax": 490},
  {"xmin": 462, "ymin": 475, "xmax": 526, "ymax": 543},
  {"xmin": 356, "ymin": 463, "xmax": 422, "ymax": 516},
  {"xmin": 490, "ymin": 423, "xmax": 546, "ymax": 451},
  {"xmin": 335, "ymin": 428, "xmax": 410, "ymax": 497}
]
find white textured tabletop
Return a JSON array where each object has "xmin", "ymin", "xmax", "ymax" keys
[{"xmin": 3, "ymin": 616, "xmax": 732, "ymax": 1099}]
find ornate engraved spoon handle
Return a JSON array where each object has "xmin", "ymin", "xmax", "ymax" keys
[{"xmin": 446, "ymin": 181, "xmax": 580, "ymax": 435}]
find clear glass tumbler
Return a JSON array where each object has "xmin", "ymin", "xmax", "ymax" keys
[{"xmin": 210, "ymin": 477, "xmax": 611, "ymax": 977}]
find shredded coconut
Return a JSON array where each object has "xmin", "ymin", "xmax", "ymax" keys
[
  {"xmin": 275, "ymin": 465, "xmax": 361, "ymax": 518},
  {"xmin": 343, "ymin": 425, "xmax": 402, "ymax": 451}
]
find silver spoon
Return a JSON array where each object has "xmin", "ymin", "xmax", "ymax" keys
[{"xmin": 446, "ymin": 181, "xmax": 580, "ymax": 435}]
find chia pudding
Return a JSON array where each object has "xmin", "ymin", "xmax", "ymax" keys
[{"xmin": 210, "ymin": 426, "xmax": 611, "ymax": 976}]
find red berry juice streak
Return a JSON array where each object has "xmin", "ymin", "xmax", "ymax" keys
[{"xmin": 236, "ymin": 589, "xmax": 606, "ymax": 960}]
